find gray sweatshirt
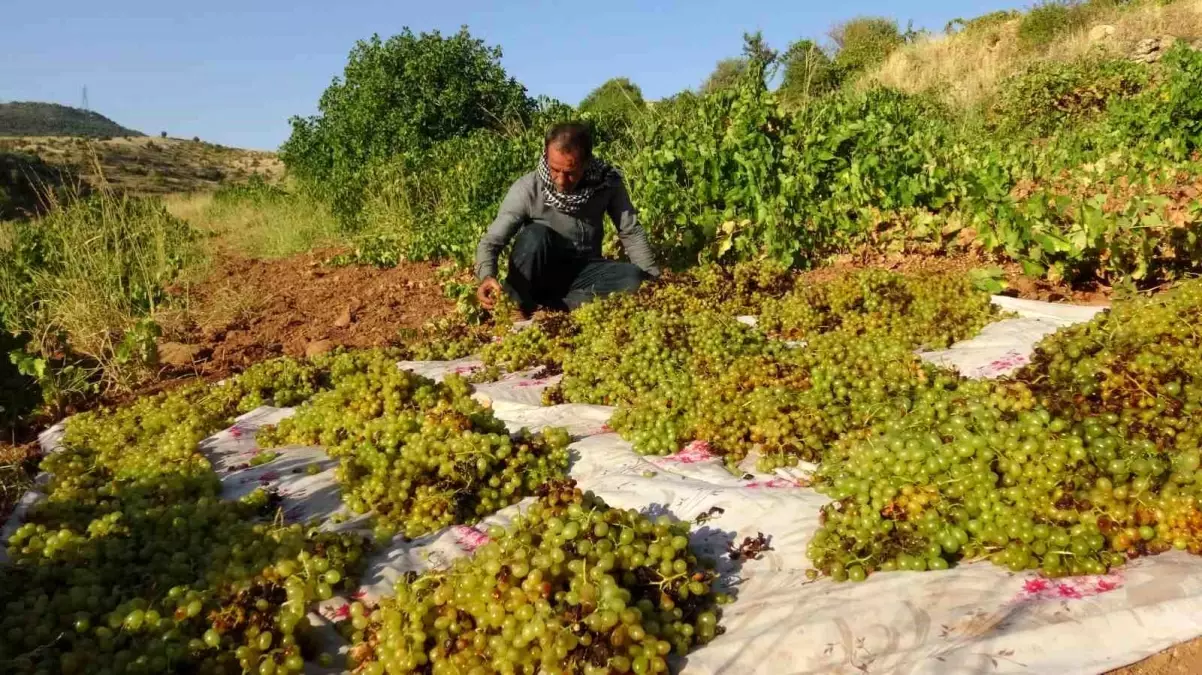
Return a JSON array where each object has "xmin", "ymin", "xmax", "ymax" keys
[{"xmin": 474, "ymin": 171, "xmax": 661, "ymax": 281}]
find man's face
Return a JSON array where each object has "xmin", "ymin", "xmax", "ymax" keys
[{"xmin": 546, "ymin": 145, "xmax": 586, "ymax": 193}]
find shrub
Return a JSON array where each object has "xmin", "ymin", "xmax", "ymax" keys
[
  {"xmin": 280, "ymin": 26, "xmax": 535, "ymax": 223},
  {"xmin": 830, "ymin": 17, "xmax": 905, "ymax": 75},
  {"xmin": 1107, "ymin": 43, "xmax": 1202, "ymax": 156},
  {"xmin": 945, "ymin": 10, "xmax": 1021, "ymax": 34},
  {"xmin": 357, "ymin": 101, "xmax": 577, "ymax": 266},
  {"xmin": 1016, "ymin": 0, "xmax": 1107, "ymax": 52},
  {"xmin": 701, "ymin": 58, "xmax": 749, "ymax": 92},
  {"xmin": 579, "ymin": 77, "xmax": 647, "ymax": 120},
  {"xmin": 992, "ymin": 56, "xmax": 1150, "ymax": 135},
  {"xmin": 779, "ymin": 39, "xmax": 840, "ymax": 107},
  {"xmin": 0, "ymin": 188, "xmax": 199, "ymax": 398}
]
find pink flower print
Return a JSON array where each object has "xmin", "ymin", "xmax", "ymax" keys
[
  {"xmin": 976, "ymin": 350, "xmax": 1029, "ymax": 377},
  {"xmin": 1023, "ymin": 578, "xmax": 1051, "ymax": 595},
  {"xmin": 352, "ymin": 590, "xmax": 368, "ymax": 600},
  {"xmin": 453, "ymin": 525, "xmax": 491, "ymax": 552},
  {"xmin": 258, "ymin": 471, "xmax": 280, "ymax": 484},
  {"xmin": 1055, "ymin": 583, "xmax": 1083, "ymax": 600},
  {"xmin": 514, "ymin": 379, "xmax": 541, "ymax": 388},
  {"xmin": 1013, "ymin": 572, "xmax": 1124, "ymax": 603},
  {"xmin": 229, "ymin": 425, "xmax": 244, "ymax": 439},
  {"xmin": 452, "ymin": 365, "xmax": 480, "ymax": 375},
  {"xmin": 664, "ymin": 441, "xmax": 716, "ymax": 464}
]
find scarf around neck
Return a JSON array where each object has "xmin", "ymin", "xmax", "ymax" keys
[{"xmin": 537, "ymin": 155, "xmax": 621, "ymax": 215}]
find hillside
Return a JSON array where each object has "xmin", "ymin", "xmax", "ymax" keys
[
  {"xmin": 0, "ymin": 101, "xmax": 143, "ymax": 138},
  {"xmin": 0, "ymin": 135, "xmax": 283, "ymax": 195},
  {"xmin": 863, "ymin": 0, "xmax": 1202, "ymax": 109}
]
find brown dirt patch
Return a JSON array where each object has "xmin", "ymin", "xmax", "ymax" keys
[
  {"xmin": 161, "ymin": 251, "xmax": 455, "ymax": 379},
  {"xmin": 807, "ymin": 250, "xmax": 1112, "ymax": 304},
  {"xmin": 1109, "ymin": 638, "xmax": 1202, "ymax": 675}
]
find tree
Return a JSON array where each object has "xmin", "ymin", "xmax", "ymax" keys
[
  {"xmin": 701, "ymin": 58, "xmax": 749, "ymax": 93},
  {"xmin": 160, "ymin": 131, "xmax": 167, "ymax": 138},
  {"xmin": 701, "ymin": 33, "xmax": 778, "ymax": 94},
  {"xmin": 829, "ymin": 17, "xmax": 905, "ymax": 75},
  {"xmin": 280, "ymin": 26, "xmax": 535, "ymax": 220},
  {"xmin": 779, "ymin": 39, "xmax": 839, "ymax": 106},
  {"xmin": 579, "ymin": 77, "xmax": 646, "ymax": 119}
]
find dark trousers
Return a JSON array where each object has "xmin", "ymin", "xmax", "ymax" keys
[{"xmin": 504, "ymin": 224, "xmax": 648, "ymax": 313}]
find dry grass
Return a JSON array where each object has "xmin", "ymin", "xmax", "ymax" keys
[
  {"xmin": 163, "ymin": 189, "xmax": 344, "ymax": 260},
  {"xmin": 865, "ymin": 0, "xmax": 1202, "ymax": 110},
  {"xmin": 0, "ymin": 135, "xmax": 284, "ymax": 195}
]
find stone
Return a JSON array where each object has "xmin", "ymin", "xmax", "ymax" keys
[
  {"xmin": 1088, "ymin": 24, "xmax": 1115, "ymax": 42},
  {"xmin": 157, "ymin": 342, "xmax": 209, "ymax": 367},
  {"xmin": 305, "ymin": 340, "xmax": 334, "ymax": 358},
  {"xmin": 333, "ymin": 306, "xmax": 353, "ymax": 328},
  {"xmin": 1132, "ymin": 35, "xmax": 1179, "ymax": 63}
]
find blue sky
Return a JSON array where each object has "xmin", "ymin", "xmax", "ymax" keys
[{"xmin": 2, "ymin": 0, "xmax": 1022, "ymax": 150}]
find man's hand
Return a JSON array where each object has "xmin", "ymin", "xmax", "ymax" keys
[{"xmin": 477, "ymin": 277, "xmax": 503, "ymax": 309}]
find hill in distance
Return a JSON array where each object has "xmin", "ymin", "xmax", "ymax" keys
[{"xmin": 0, "ymin": 101, "xmax": 144, "ymax": 138}]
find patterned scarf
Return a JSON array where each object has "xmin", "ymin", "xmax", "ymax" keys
[{"xmin": 537, "ymin": 154, "xmax": 621, "ymax": 215}]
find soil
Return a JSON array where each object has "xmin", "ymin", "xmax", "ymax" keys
[
  {"xmin": 161, "ymin": 251, "xmax": 455, "ymax": 380},
  {"xmin": 1110, "ymin": 639, "xmax": 1202, "ymax": 675}
]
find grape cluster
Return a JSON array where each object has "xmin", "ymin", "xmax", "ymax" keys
[
  {"xmin": 2, "ymin": 353, "xmax": 372, "ymax": 674},
  {"xmin": 758, "ymin": 269, "xmax": 999, "ymax": 348},
  {"xmin": 543, "ymin": 269, "xmax": 991, "ymax": 465},
  {"xmin": 257, "ymin": 354, "xmax": 572, "ymax": 538},
  {"xmin": 344, "ymin": 480, "xmax": 727, "ymax": 675},
  {"xmin": 808, "ymin": 280, "xmax": 1202, "ymax": 581}
]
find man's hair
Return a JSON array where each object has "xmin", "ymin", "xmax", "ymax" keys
[{"xmin": 544, "ymin": 122, "xmax": 593, "ymax": 159}]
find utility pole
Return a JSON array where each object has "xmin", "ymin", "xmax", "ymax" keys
[{"xmin": 81, "ymin": 86, "xmax": 89, "ymax": 111}]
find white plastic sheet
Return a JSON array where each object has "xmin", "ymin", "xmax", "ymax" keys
[{"xmin": 16, "ymin": 295, "xmax": 1202, "ymax": 674}]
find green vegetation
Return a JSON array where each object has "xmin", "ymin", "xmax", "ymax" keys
[
  {"xmin": 280, "ymin": 27, "xmax": 535, "ymax": 222},
  {"xmin": 779, "ymin": 39, "xmax": 839, "ymax": 107},
  {"xmin": 0, "ymin": 186, "xmax": 199, "ymax": 413},
  {"xmin": 0, "ymin": 102, "xmax": 143, "ymax": 138},
  {"xmin": 579, "ymin": 77, "xmax": 647, "ymax": 120},
  {"xmin": 829, "ymin": 16, "xmax": 907, "ymax": 75},
  {"xmin": 279, "ymin": 18, "xmax": 1202, "ymax": 291},
  {"xmin": 1017, "ymin": 0, "xmax": 1105, "ymax": 52}
]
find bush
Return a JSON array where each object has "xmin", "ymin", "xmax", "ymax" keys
[
  {"xmin": 992, "ymin": 56, "xmax": 1150, "ymax": 135},
  {"xmin": 356, "ymin": 101, "xmax": 577, "ymax": 266},
  {"xmin": 1107, "ymin": 43, "xmax": 1202, "ymax": 156},
  {"xmin": 0, "ymin": 189, "xmax": 199, "ymax": 400},
  {"xmin": 280, "ymin": 26, "xmax": 535, "ymax": 223},
  {"xmin": 701, "ymin": 58, "xmax": 749, "ymax": 92},
  {"xmin": 830, "ymin": 17, "xmax": 905, "ymax": 75},
  {"xmin": 579, "ymin": 77, "xmax": 647, "ymax": 120},
  {"xmin": 779, "ymin": 39, "xmax": 840, "ymax": 107},
  {"xmin": 1016, "ymin": 0, "xmax": 1105, "ymax": 52},
  {"xmin": 945, "ymin": 10, "xmax": 1021, "ymax": 34}
]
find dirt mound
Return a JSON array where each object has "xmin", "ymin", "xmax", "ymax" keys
[{"xmin": 163, "ymin": 252, "xmax": 454, "ymax": 379}]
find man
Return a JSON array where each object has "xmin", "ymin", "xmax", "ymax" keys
[{"xmin": 475, "ymin": 122, "xmax": 661, "ymax": 315}]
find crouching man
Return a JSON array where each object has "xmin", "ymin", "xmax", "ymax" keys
[{"xmin": 474, "ymin": 122, "xmax": 661, "ymax": 316}]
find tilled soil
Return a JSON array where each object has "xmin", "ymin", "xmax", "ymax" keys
[{"xmin": 161, "ymin": 251, "xmax": 456, "ymax": 379}]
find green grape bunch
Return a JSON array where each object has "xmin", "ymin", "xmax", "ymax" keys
[{"xmin": 344, "ymin": 480, "xmax": 728, "ymax": 675}]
